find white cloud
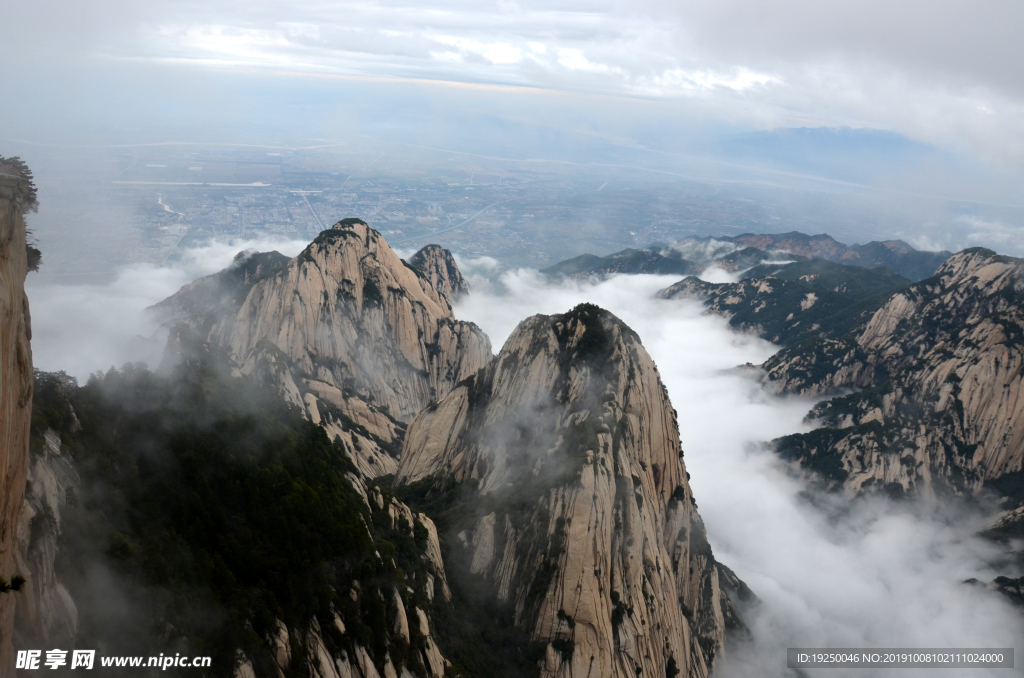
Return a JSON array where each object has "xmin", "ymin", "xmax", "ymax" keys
[
  {"xmin": 27, "ymin": 235, "xmax": 309, "ymax": 380},
  {"xmin": 430, "ymin": 35, "xmax": 523, "ymax": 64},
  {"xmin": 961, "ymin": 215, "xmax": 1024, "ymax": 249}
]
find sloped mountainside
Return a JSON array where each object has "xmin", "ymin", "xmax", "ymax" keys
[
  {"xmin": 759, "ymin": 249, "xmax": 1024, "ymax": 499},
  {"xmin": 541, "ymin": 247, "xmax": 702, "ymax": 280},
  {"xmin": 154, "ymin": 219, "xmax": 492, "ymax": 478},
  {"xmin": 31, "ymin": 364, "xmax": 456, "ymax": 678},
  {"xmin": 658, "ymin": 259, "xmax": 910, "ymax": 346},
  {"xmin": 0, "ymin": 166, "xmax": 37, "ymax": 673},
  {"xmin": 396, "ymin": 304, "xmax": 742, "ymax": 678},
  {"xmin": 28, "ymin": 216, "xmax": 748, "ymax": 678}
]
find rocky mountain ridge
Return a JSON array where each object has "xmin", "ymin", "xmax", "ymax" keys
[
  {"xmin": 155, "ymin": 220, "xmax": 492, "ymax": 478},
  {"xmin": 757, "ymin": 248, "xmax": 1024, "ymax": 500},
  {"xmin": 18, "ymin": 211, "xmax": 750, "ymax": 678},
  {"xmin": 0, "ymin": 166, "xmax": 37, "ymax": 674},
  {"xmin": 677, "ymin": 232, "xmax": 951, "ymax": 281},
  {"xmin": 542, "ymin": 245, "xmax": 794, "ymax": 282},
  {"xmin": 396, "ymin": 304, "xmax": 743, "ymax": 678}
]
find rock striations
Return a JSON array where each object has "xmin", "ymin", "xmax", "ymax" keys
[
  {"xmin": 397, "ymin": 304, "xmax": 739, "ymax": 678},
  {"xmin": 0, "ymin": 168, "xmax": 36, "ymax": 674},
  {"xmin": 155, "ymin": 219, "xmax": 492, "ymax": 478},
  {"xmin": 407, "ymin": 244, "xmax": 470, "ymax": 303},
  {"xmin": 761, "ymin": 248, "xmax": 1024, "ymax": 498}
]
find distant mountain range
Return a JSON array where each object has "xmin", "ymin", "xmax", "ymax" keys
[{"xmin": 543, "ymin": 231, "xmax": 951, "ymax": 283}]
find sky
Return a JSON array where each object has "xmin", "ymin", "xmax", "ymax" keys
[{"xmin": 4, "ymin": 0, "xmax": 1024, "ymax": 171}]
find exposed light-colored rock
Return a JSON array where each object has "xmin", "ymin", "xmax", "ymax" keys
[
  {"xmin": 272, "ymin": 619, "xmax": 291, "ymax": 671},
  {"xmin": 0, "ymin": 173, "xmax": 35, "ymax": 674},
  {"xmin": 397, "ymin": 304, "xmax": 740, "ymax": 678},
  {"xmin": 221, "ymin": 220, "xmax": 490, "ymax": 422},
  {"xmin": 13, "ymin": 427, "xmax": 79, "ymax": 648},
  {"xmin": 155, "ymin": 219, "xmax": 491, "ymax": 479},
  {"xmin": 406, "ymin": 244, "xmax": 469, "ymax": 304},
  {"xmin": 764, "ymin": 248, "xmax": 1024, "ymax": 497},
  {"xmin": 235, "ymin": 658, "xmax": 258, "ymax": 678},
  {"xmin": 391, "ymin": 589, "xmax": 409, "ymax": 643}
]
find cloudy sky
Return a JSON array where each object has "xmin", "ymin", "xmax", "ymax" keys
[{"xmin": 5, "ymin": 0, "xmax": 1024, "ymax": 172}]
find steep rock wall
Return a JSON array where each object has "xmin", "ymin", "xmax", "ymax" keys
[
  {"xmin": 14, "ymin": 428, "xmax": 79, "ymax": 648},
  {"xmin": 397, "ymin": 304, "xmax": 739, "ymax": 678},
  {"xmin": 407, "ymin": 244, "xmax": 469, "ymax": 304},
  {"xmin": 0, "ymin": 172, "xmax": 35, "ymax": 673}
]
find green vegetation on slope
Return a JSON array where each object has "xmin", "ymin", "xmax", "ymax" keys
[{"xmin": 35, "ymin": 364, "xmax": 438, "ymax": 677}]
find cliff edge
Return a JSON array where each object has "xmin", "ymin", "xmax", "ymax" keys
[{"xmin": 0, "ymin": 165, "xmax": 36, "ymax": 673}]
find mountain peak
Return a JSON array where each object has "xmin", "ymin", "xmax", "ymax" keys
[
  {"xmin": 155, "ymin": 217, "xmax": 492, "ymax": 476},
  {"xmin": 407, "ymin": 243, "xmax": 470, "ymax": 304},
  {"xmin": 397, "ymin": 303, "xmax": 739, "ymax": 677}
]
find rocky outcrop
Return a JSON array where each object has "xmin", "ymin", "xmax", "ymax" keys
[
  {"xmin": 407, "ymin": 244, "xmax": 469, "ymax": 303},
  {"xmin": 236, "ymin": 471, "xmax": 453, "ymax": 678},
  {"xmin": 156, "ymin": 219, "xmax": 492, "ymax": 477},
  {"xmin": 14, "ymin": 427, "xmax": 79, "ymax": 648},
  {"xmin": 0, "ymin": 168, "xmax": 36, "ymax": 674},
  {"xmin": 764, "ymin": 249, "xmax": 1024, "ymax": 498},
  {"xmin": 397, "ymin": 304, "xmax": 740, "ymax": 678}
]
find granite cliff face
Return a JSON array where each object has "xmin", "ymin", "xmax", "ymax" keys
[
  {"xmin": 397, "ymin": 304, "xmax": 740, "ymax": 678},
  {"xmin": 15, "ymin": 410, "xmax": 79, "ymax": 650},
  {"xmin": 760, "ymin": 249, "xmax": 1024, "ymax": 498},
  {"xmin": 0, "ymin": 168, "xmax": 36, "ymax": 673},
  {"xmin": 156, "ymin": 220, "xmax": 492, "ymax": 477},
  {"xmin": 407, "ymin": 244, "xmax": 469, "ymax": 303}
]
